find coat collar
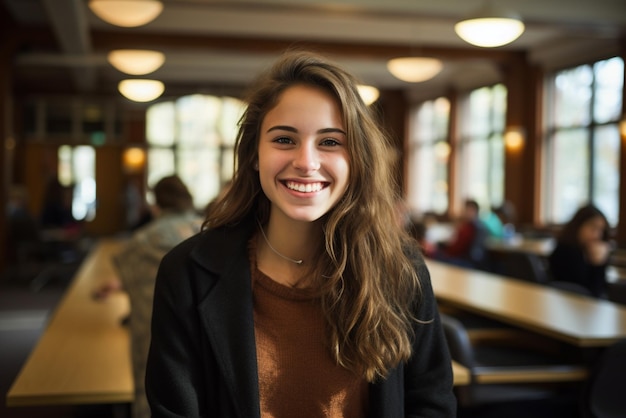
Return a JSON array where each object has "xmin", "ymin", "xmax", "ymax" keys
[{"xmin": 191, "ymin": 217, "xmax": 262, "ymax": 418}]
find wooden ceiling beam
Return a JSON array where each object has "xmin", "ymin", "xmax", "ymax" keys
[{"xmin": 90, "ymin": 31, "xmax": 519, "ymax": 62}]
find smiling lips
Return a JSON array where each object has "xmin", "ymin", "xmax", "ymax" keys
[{"xmin": 284, "ymin": 181, "xmax": 327, "ymax": 193}]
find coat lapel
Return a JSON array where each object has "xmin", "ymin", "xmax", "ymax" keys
[{"xmin": 192, "ymin": 219, "xmax": 261, "ymax": 418}]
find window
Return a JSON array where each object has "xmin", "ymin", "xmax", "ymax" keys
[
  {"xmin": 146, "ymin": 94, "xmax": 245, "ymax": 209},
  {"xmin": 457, "ymin": 84, "xmax": 506, "ymax": 212},
  {"xmin": 407, "ymin": 97, "xmax": 450, "ymax": 216},
  {"xmin": 58, "ymin": 145, "xmax": 96, "ymax": 221},
  {"xmin": 543, "ymin": 57, "xmax": 623, "ymax": 226}
]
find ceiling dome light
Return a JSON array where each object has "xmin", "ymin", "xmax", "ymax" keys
[
  {"xmin": 108, "ymin": 50, "xmax": 165, "ymax": 75},
  {"xmin": 118, "ymin": 79, "xmax": 164, "ymax": 102},
  {"xmin": 455, "ymin": 1, "xmax": 525, "ymax": 48},
  {"xmin": 357, "ymin": 85, "xmax": 380, "ymax": 106},
  {"xmin": 387, "ymin": 57, "xmax": 443, "ymax": 83},
  {"xmin": 89, "ymin": 0, "xmax": 163, "ymax": 27}
]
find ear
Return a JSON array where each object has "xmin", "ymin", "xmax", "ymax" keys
[{"xmin": 254, "ymin": 161, "xmax": 259, "ymax": 170}]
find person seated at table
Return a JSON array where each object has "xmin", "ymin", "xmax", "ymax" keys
[
  {"xmin": 548, "ymin": 204, "xmax": 612, "ymax": 298},
  {"xmin": 434, "ymin": 198, "xmax": 488, "ymax": 269},
  {"xmin": 6, "ymin": 185, "xmax": 40, "ymax": 268},
  {"xmin": 482, "ymin": 200, "xmax": 517, "ymax": 240},
  {"xmin": 93, "ymin": 175, "xmax": 202, "ymax": 418},
  {"xmin": 40, "ymin": 178, "xmax": 78, "ymax": 230}
]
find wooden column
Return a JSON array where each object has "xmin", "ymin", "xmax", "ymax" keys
[
  {"xmin": 617, "ymin": 38, "xmax": 626, "ymax": 248},
  {"xmin": 0, "ymin": 8, "xmax": 17, "ymax": 274},
  {"xmin": 500, "ymin": 52, "xmax": 539, "ymax": 228},
  {"xmin": 447, "ymin": 89, "xmax": 460, "ymax": 218},
  {"xmin": 377, "ymin": 89, "xmax": 408, "ymax": 194}
]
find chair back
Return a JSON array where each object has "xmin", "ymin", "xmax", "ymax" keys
[
  {"xmin": 500, "ymin": 252, "xmax": 549, "ymax": 283},
  {"xmin": 548, "ymin": 281, "xmax": 594, "ymax": 297},
  {"xmin": 607, "ymin": 282, "xmax": 626, "ymax": 305},
  {"xmin": 440, "ymin": 313, "xmax": 475, "ymax": 370},
  {"xmin": 584, "ymin": 339, "xmax": 626, "ymax": 418}
]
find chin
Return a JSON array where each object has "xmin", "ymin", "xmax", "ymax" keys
[{"xmin": 282, "ymin": 208, "xmax": 329, "ymax": 224}]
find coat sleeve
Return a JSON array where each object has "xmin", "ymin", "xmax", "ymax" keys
[
  {"xmin": 145, "ymin": 238, "xmax": 207, "ymax": 417},
  {"xmin": 404, "ymin": 256, "xmax": 457, "ymax": 417}
]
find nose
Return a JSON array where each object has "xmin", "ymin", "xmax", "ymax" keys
[{"xmin": 292, "ymin": 143, "xmax": 320, "ymax": 172}]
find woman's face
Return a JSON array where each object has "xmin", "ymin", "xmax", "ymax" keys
[
  {"xmin": 578, "ymin": 215, "xmax": 606, "ymax": 245},
  {"xmin": 257, "ymin": 84, "xmax": 350, "ymax": 224}
]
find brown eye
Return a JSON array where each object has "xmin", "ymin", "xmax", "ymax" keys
[
  {"xmin": 274, "ymin": 136, "xmax": 293, "ymax": 144},
  {"xmin": 320, "ymin": 138, "xmax": 340, "ymax": 147}
]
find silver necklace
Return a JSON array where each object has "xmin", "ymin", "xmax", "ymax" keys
[{"xmin": 257, "ymin": 219, "xmax": 303, "ymax": 265}]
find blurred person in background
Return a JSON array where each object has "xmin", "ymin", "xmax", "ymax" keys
[
  {"xmin": 93, "ymin": 174, "xmax": 202, "ymax": 418},
  {"xmin": 548, "ymin": 204, "xmax": 612, "ymax": 298},
  {"xmin": 434, "ymin": 198, "xmax": 488, "ymax": 269},
  {"xmin": 483, "ymin": 200, "xmax": 517, "ymax": 241}
]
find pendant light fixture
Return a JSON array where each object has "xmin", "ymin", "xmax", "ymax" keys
[
  {"xmin": 118, "ymin": 79, "xmax": 164, "ymax": 102},
  {"xmin": 89, "ymin": 0, "xmax": 163, "ymax": 27},
  {"xmin": 387, "ymin": 57, "xmax": 443, "ymax": 83},
  {"xmin": 357, "ymin": 85, "xmax": 380, "ymax": 106},
  {"xmin": 454, "ymin": 1, "xmax": 525, "ymax": 48},
  {"xmin": 108, "ymin": 50, "xmax": 165, "ymax": 75}
]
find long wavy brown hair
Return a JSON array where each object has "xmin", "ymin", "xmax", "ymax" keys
[{"xmin": 205, "ymin": 49, "xmax": 423, "ymax": 381}]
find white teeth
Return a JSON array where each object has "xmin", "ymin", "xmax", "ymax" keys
[{"xmin": 286, "ymin": 181, "xmax": 323, "ymax": 193}]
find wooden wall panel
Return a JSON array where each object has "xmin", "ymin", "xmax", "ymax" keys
[
  {"xmin": 85, "ymin": 146, "xmax": 125, "ymax": 236},
  {"xmin": 617, "ymin": 40, "xmax": 626, "ymax": 247}
]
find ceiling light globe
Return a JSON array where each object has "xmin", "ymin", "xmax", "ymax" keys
[
  {"xmin": 357, "ymin": 85, "xmax": 380, "ymax": 105},
  {"xmin": 455, "ymin": 17, "xmax": 525, "ymax": 47},
  {"xmin": 118, "ymin": 79, "xmax": 165, "ymax": 102},
  {"xmin": 108, "ymin": 50, "xmax": 165, "ymax": 75},
  {"xmin": 387, "ymin": 57, "xmax": 443, "ymax": 83},
  {"xmin": 89, "ymin": 0, "xmax": 163, "ymax": 27}
]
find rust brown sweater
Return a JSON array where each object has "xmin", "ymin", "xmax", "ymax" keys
[{"xmin": 250, "ymin": 245, "xmax": 368, "ymax": 417}]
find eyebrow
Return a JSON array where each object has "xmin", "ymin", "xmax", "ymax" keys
[{"xmin": 266, "ymin": 125, "xmax": 346, "ymax": 135}]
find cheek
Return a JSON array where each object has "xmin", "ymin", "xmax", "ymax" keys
[
  {"xmin": 334, "ymin": 153, "xmax": 350, "ymax": 181},
  {"xmin": 579, "ymin": 226, "xmax": 596, "ymax": 243}
]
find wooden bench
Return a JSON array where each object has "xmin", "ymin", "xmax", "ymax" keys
[{"xmin": 452, "ymin": 360, "xmax": 471, "ymax": 385}]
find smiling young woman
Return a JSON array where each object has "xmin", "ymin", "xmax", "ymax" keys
[{"xmin": 145, "ymin": 50, "xmax": 456, "ymax": 418}]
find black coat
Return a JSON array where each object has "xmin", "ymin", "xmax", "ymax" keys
[
  {"xmin": 145, "ymin": 216, "xmax": 456, "ymax": 417},
  {"xmin": 548, "ymin": 242, "xmax": 608, "ymax": 297}
]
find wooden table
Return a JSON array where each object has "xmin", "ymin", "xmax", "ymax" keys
[
  {"xmin": 6, "ymin": 238, "xmax": 133, "ymax": 407},
  {"xmin": 485, "ymin": 236, "xmax": 555, "ymax": 257},
  {"xmin": 427, "ymin": 259, "xmax": 626, "ymax": 347},
  {"xmin": 487, "ymin": 237, "xmax": 625, "ymax": 284}
]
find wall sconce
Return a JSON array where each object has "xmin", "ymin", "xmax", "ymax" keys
[
  {"xmin": 108, "ymin": 50, "xmax": 165, "ymax": 75},
  {"xmin": 454, "ymin": 1, "xmax": 525, "ymax": 48},
  {"xmin": 118, "ymin": 79, "xmax": 165, "ymax": 102},
  {"xmin": 357, "ymin": 85, "xmax": 380, "ymax": 106},
  {"xmin": 89, "ymin": 0, "xmax": 163, "ymax": 27},
  {"xmin": 620, "ymin": 116, "xmax": 626, "ymax": 139},
  {"xmin": 123, "ymin": 147, "xmax": 146, "ymax": 173},
  {"xmin": 386, "ymin": 57, "xmax": 443, "ymax": 83},
  {"xmin": 434, "ymin": 141, "xmax": 451, "ymax": 162},
  {"xmin": 504, "ymin": 126, "xmax": 526, "ymax": 151}
]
